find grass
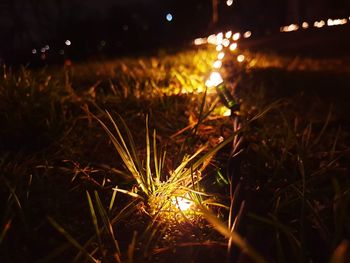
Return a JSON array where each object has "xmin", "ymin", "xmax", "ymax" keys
[{"xmin": 0, "ymin": 44, "xmax": 349, "ymax": 263}]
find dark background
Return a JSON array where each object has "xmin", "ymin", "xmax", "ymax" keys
[{"xmin": 1, "ymin": 0, "xmax": 350, "ymax": 65}]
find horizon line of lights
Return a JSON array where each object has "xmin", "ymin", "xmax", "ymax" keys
[{"xmin": 280, "ymin": 16, "xmax": 350, "ymax": 32}]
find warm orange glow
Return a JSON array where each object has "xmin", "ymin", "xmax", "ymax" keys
[
  {"xmin": 229, "ymin": 43, "xmax": 238, "ymax": 51},
  {"xmin": 237, "ymin": 54, "xmax": 245, "ymax": 63}
]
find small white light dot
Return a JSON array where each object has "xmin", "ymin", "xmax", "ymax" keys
[
  {"xmin": 41, "ymin": 48, "xmax": 46, "ymax": 53},
  {"xmin": 44, "ymin": 45, "xmax": 50, "ymax": 50},
  {"xmin": 166, "ymin": 13, "xmax": 173, "ymax": 22},
  {"xmin": 229, "ymin": 43, "xmax": 238, "ymax": 51},
  {"xmin": 233, "ymin": 33, "xmax": 241, "ymax": 41},
  {"xmin": 32, "ymin": 49, "xmax": 37, "ymax": 54},
  {"xmin": 226, "ymin": 0, "xmax": 233, "ymax": 6},
  {"xmin": 216, "ymin": 45, "xmax": 223, "ymax": 51},
  {"xmin": 65, "ymin": 40, "xmax": 71, "ymax": 46},
  {"xmin": 243, "ymin": 31, "xmax": 252, "ymax": 38},
  {"xmin": 217, "ymin": 52, "xmax": 225, "ymax": 60},
  {"xmin": 237, "ymin": 54, "xmax": 245, "ymax": 63},
  {"xmin": 213, "ymin": 60, "xmax": 222, "ymax": 69}
]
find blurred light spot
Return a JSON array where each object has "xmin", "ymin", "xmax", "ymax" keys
[
  {"xmin": 243, "ymin": 31, "xmax": 252, "ymax": 38},
  {"xmin": 194, "ymin": 38, "xmax": 207, "ymax": 45},
  {"xmin": 213, "ymin": 60, "xmax": 222, "ymax": 69},
  {"xmin": 222, "ymin": 38, "xmax": 230, "ymax": 47},
  {"xmin": 280, "ymin": 24, "xmax": 299, "ymax": 32},
  {"xmin": 166, "ymin": 13, "xmax": 173, "ymax": 22},
  {"xmin": 207, "ymin": 34, "xmax": 217, "ymax": 45},
  {"xmin": 302, "ymin": 22, "xmax": 309, "ymax": 29},
  {"xmin": 223, "ymin": 108, "xmax": 232, "ymax": 116},
  {"xmin": 226, "ymin": 0, "xmax": 233, "ymax": 6},
  {"xmin": 232, "ymin": 32, "xmax": 241, "ymax": 41},
  {"xmin": 229, "ymin": 43, "xmax": 237, "ymax": 51},
  {"xmin": 206, "ymin": 72, "xmax": 223, "ymax": 88},
  {"xmin": 327, "ymin": 18, "xmax": 347, "ymax": 26},
  {"xmin": 65, "ymin": 40, "xmax": 71, "ymax": 46},
  {"xmin": 237, "ymin": 54, "xmax": 245, "ymax": 63},
  {"xmin": 314, "ymin": 20, "xmax": 325, "ymax": 28},
  {"xmin": 216, "ymin": 45, "xmax": 223, "ymax": 51},
  {"xmin": 217, "ymin": 52, "xmax": 225, "ymax": 60},
  {"xmin": 172, "ymin": 196, "xmax": 193, "ymax": 211},
  {"xmin": 41, "ymin": 48, "xmax": 46, "ymax": 53},
  {"xmin": 44, "ymin": 45, "xmax": 50, "ymax": 51},
  {"xmin": 225, "ymin": 31, "xmax": 232, "ymax": 38},
  {"xmin": 31, "ymin": 49, "xmax": 37, "ymax": 54}
]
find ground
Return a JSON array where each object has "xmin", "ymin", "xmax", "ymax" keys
[{"xmin": 0, "ymin": 27, "xmax": 350, "ymax": 263}]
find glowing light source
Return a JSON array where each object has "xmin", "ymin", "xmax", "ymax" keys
[
  {"xmin": 40, "ymin": 48, "xmax": 46, "ymax": 53},
  {"xmin": 222, "ymin": 38, "xmax": 230, "ymax": 47},
  {"xmin": 229, "ymin": 43, "xmax": 238, "ymax": 51},
  {"xmin": 237, "ymin": 54, "xmax": 245, "ymax": 63},
  {"xmin": 172, "ymin": 196, "xmax": 193, "ymax": 211},
  {"xmin": 166, "ymin": 13, "xmax": 173, "ymax": 22},
  {"xmin": 314, "ymin": 20, "xmax": 325, "ymax": 28},
  {"xmin": 243, "ymin": 31, "xmax": 252, "ymax": 38},
  {"xmin": 194, "ymin": 38, "xmax": 207, "ymax": 45},
  {"xmin": 205, "ymin": 72, "xmax": 223, "ymax": 88},
  {"xmin": 223, "ymin": 108, "xmax": 232, "ymax": 116},
  {"xmin": 280, "ymin": 24, "xmax": 299, "ymax": 32},
  {"xmin": 216, "ymin": 32, "xmax": 224, "ymax": 45},
  {"xmin": 213, "ymin": 60, "xmax": 223, "ymax": 69},
  {"xmin": 31, "ymin": 49, "xmax": 37, "ymax": 54},
  {"xmin": 207, "ymin": 34, "xmax": 217, "ymax": 45},
  {"xmin": 327, "ymin": 18, "xmax": 347, "ymax": 26},
  {"xmin": 65, "ymin": 40, "xmax": 71, "ymax": 46},
  {"xmin": 302, "ymin": 22, "xmax": 309, "ymax": 29},
  {"xmin": 226, "ymin": 0, "xmax": 233, "ymax": 6},
  {"xmin": 232, "ymin": 32, "xmax": 241, "ymax": 41},
  {"xmin": 225, "ymin": 31, "xmax": 232, "ymax": 38},
  {"xmin": 217, "ymin": 52, "xmax": 225, "ymax": 60},
  {"xmin": 44, "ymin": 45, "xmax": 50, "ymax": 51},
  {"xmin": 216, "ymin": 44, "xmax": 223, "ymax": 51}
]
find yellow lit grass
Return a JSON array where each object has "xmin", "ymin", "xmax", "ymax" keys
[{"xmin": 96, "ymin": 111, "xmax": 234, "ymax": 223}]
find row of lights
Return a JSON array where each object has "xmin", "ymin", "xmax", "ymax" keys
[
  {"xmin": 280, "ymin": 16, "xmax": 350, "ymax": 32},
  {"xmin": 31, "ymin": 40, "xmax": 72, "ymax": 56},
  {"xmin": 193, "ymin": 29, "xmax": 249, "ymax": 116}
]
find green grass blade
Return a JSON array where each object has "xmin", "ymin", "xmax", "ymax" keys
[{"xmin": 47, "ymin": 216, "xmax": 98, "ymax": 263}]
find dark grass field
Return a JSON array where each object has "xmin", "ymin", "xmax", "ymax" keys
[{"xmin": 1, "ymin": 27, "xmax": 350, "ymax": 263}]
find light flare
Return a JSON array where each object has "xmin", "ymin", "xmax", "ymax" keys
[
  {"xmin": 206, "ymin": 72, "xmax": 223, "ymax": 88},
  {"xmin": 229, "ymin": 43, "xmax": 238, "ymax": 51},
  {"xmin": 243, "ymin": 31, "xmax": 252, "ymax": 38},
  {"xmin": 237, "ymin": 54, "xmax": 245, "ymax": 63},
  {"xmin": 232, "ymin": 32, "xmax": 241, "ymax": 41}
]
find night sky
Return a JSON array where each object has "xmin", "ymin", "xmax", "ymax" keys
[{"xmin": 1, "ymin": 0, "xmax": 350, "ymax": 64}]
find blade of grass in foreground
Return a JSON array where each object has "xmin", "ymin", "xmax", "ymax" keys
[
  {"xmin": 200, "ymin": 206, "xmax": 268, "ymax": 263},
  {"xmin": 47, "ymin": 216, "xmax": 98, "ymax": 263}
]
